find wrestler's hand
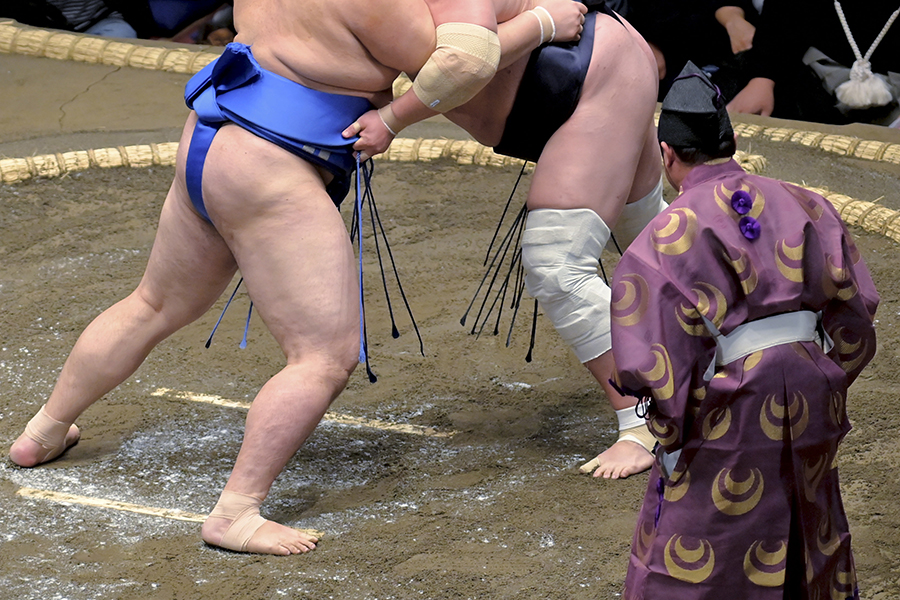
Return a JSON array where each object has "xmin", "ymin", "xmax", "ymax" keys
[
  {"xmin": 342, "ymin": 108, "xmax": 395, "ymax": 162},
  {"xmin": 727, "ymin": 77, "xmax": 775, "ymax": 117},
  {"xmin": 534, "ymin": 0, "xmax": 588, "ymax": 43}
]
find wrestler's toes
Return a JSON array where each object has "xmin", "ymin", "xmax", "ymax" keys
[
  {"xmin": 587, "ymin": 441, "xmax": 654, "ymax": 481},
  {"xmin": 283, "ymin": 535, "xmax": 317, "ymax": 555},
  {"xmin": 246, "ymin": 521, "xmax": 318, "ymax": 556}
]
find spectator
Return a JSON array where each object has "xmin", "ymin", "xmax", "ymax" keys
[
  {"xmin": 628, "ymin": 0, "xmax": 760, "ymax": 97},
  {"xmin": 721, "ymin": 0, "xmax": 900, "ymax": 126},
  {"xmin": 5, "ymin": 0, "xmax": 137, "ymax": 38}
]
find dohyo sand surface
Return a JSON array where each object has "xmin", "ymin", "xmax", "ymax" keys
[{"xmin": 1, "ymin": 133, "xmax": 899, "ymax": 599}]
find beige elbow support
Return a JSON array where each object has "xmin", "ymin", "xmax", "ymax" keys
[{"xmin": 412, "ymin": 22, "xmax": 501, "ymax": 112}]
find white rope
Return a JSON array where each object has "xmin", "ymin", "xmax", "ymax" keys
[
  {"xmin": 834, "ymin": 2, "xmax": 900, "ymax": 65},
  {"xmin": 833, "ymin": 2, "xmax": 900, "ymax": 107}
]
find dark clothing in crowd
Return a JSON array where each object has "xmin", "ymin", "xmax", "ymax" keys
[
  {"xmin": 629, "ymin": 0, "xmax": 758, "ymax": 97},
  {"xmin": 712, "ymin": 0, "xmax": 900, "ymax": 124}
]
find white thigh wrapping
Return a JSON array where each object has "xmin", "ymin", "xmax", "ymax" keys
[
  {"xmin": 522, "ymin": 208, "xmax": 612, "ymax": 363},
  {"xmin": 611, "ymin": 177, "xmax": 667, "ymax": 250}
]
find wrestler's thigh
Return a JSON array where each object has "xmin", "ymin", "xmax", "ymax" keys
[
  {"xmin": 136, "ymin": 118, "xmax": 239, "ymax": 326},
  {"xmin": 527, "ymin": 21, "xmax": 658, "ymax": 225},
  {"xmin": 201, "ymin": 125, "xmax": 359, "ymax": 365}
]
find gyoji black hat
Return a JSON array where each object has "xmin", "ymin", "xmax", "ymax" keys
[{"xmin": 657, "ymin": 61, "xmax": 733, "ymax": 153}]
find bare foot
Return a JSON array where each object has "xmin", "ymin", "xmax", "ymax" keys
[
  {"xmin": 579, "ymin": 440, "xmax": 654, "ymax": 480},
  {"xmin": 9, "ymin": 424, "xmax": 80, "ymax": 467},
  {"xmin": 201, "ymin": 515, "xmax": 319, "ymax": 555}
]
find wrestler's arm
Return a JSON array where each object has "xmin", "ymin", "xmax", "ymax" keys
[
  {"xmin": 343, "ymin": 0, "xmax": 587, "ymax": 159},
  {"xmin": 496, "ymin": 0, "xmax": 587, "ymax": 69},
  {"xmin": 342, "ymin": 0, "xmax": 499, "ymax": 159}
]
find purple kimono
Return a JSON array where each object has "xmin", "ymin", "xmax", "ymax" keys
[{"xmin": 610, "ymin": 160, "xmax": 879, "ymax": 599}]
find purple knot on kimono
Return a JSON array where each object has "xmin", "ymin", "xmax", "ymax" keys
[
  {"xmin": 730, "ymin": 190, "xmax": 753, "ymax": 214},
  {"xmin": 740, "ymin": 216, "xmax": 761, "ymax": 240}
]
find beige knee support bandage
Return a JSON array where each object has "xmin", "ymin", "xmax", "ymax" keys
[
  {"xmin": 612, "ymin": 177, "xmax": 667, "ymax": 250},
  {"xmin": 412, "ymin": 23, "xmax": 501, "ymax": 112},
  {"xmin": 521, "ymin": 208, "xmax": 612, "ymax": 363},
  {"xmin": 207, "ymin": 491, "xmax": 268, "ymax": 552},
  {"xmin": 23, "ymin": 404, "xmax": 77, "ymax": 463}
]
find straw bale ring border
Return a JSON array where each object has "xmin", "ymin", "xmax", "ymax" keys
[
  {"xmin": 4, "ymin": 138, "xmax": 898, "ymax": 243},
  {"xmin": 0, "ymin": 19, "xmax": 216, "ymax": 74}
]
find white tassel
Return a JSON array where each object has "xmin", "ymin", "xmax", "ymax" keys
[
  {"xmin": 834, "ymin": 2, "xmax": 900, "ymax": 109},
  {"xmin": 836, "ymin": 60, "xmax": 894, "ymax": 108}
]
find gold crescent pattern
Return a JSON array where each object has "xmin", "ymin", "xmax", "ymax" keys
[
  {"xmin": 743, "ymin": 540, "xmax": 787, "ymax": 587},
  {"xmin": 652, "ymin": 207, "xmax": 698, "ymax": 256},
  {"xmin": 832, "ymin": 569, "xmax": 857, "ymax": 600},
  {"xmin": 760, "ymin": 392, "xmax": 809, "ymax": 441},
  {"xmin": 664, "ymin": 535, "xmax": 716, "ymax": 583},
  {"xmin": 743, "ymin": 350, "xmax": 764, "ymax": 372},
  {"xmin": 649, "ymin": 417, "xmax": 680, "ymax": 448},
  {"xmin": 829, "ymin": 391, "xmax": 846, "ymax": 427},
  {"xmin": 791, "ymin": 342, "xmax": 814, "ymax": 362},
  {"xmin": 677, "ymin": 301, "xmax": 709, "ymax": 337},
  {"xmin": 639, "ymin": 344, "xmax": 675, "ymax": 401},
  {"xmin": 664, "ymin": 464, "xmax": 691, "ymax": 502},
  {"xmin": 847, "ymin": 237, "xmax": 862, "ymax": 265},
  {"xmin": 702, "ymin": 407, "xmax": 732, "ymax": 441},
  {"xmin": 688, "ymin": 387, "xmax": 706, "ymax": 419},
  {"xmin": 635, "ymin": 519, "xmax": 655, "ymax": 562},
  {"xmin": 831, "ymin": 327, "xmax": 868, "ymax": 373},
  {"xmin": 712, "ymin": 468, "xmax": 765, "ymax": 516},
  {"xmin": 825, "ymin": 254, "xmax": 859, "ymax": 301},
  {"xmin": 714, "ymin": 181, "xmax": 766, "ymax": 220},
  {"xmin": 692, "ymin": 282, "xmax": 728, "ymax": 329},
  {"xmin": 803, "ymin": 455, "xmax": 828, "ymax": 502},
  {"xmin": 817, "ymin": 513, "xmax": 840, "ymax": 557},
  {"xmin": 785, "ymin": 183, "xmax": 824, "ymax": 222},
  {"xmin": 722, "ymin": 244, "xmax": 759, "ymax": 295},
  {"xmin": 832, "ymin": 327, "xmax": 862, "ymax": 355},
  {"xmin": 611, "ymin": 273, "xmax": 650, "ymax": 327},
  {"xmin": 775, "ymin": 233, "xmax": 806, "ymax": 283}
]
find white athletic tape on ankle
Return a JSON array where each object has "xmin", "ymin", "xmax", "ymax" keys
[{"xmin": 615, "ymin": 405, "xmax": 644, "ymax": 431}]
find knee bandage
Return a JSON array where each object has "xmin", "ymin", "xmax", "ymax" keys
[
  {"xmin": 207, "ymin": 490, "xmax": 267, "ymax": 552},
  {"xmin": 521, "ymin": 208, "xmax": 613, "ymax": 363},
  {"xmin": 611, "ymin": 177, "xmax": 667, "ymax": 250},
  {"xmin": 412, "ymin": 22, "xmax": 501, "ymax": 112}
]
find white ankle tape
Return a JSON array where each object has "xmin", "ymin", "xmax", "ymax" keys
[
  {"xmin": 615, "ymin": 406, "xmax": 644, "ymax": 431},
  {"xmin": 521, "ymin": 208, "xmax": 613, "ymax": 362}
]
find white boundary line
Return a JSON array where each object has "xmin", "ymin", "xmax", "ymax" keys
[
  {"xmin": 16, "ymin": 487, "xmax": 326, "ymax": 536},
  {"xmin": 150, "ymin": 387, "xmax": 456, "ymax": 438},
  {"xmin": 17, "ymin": 487, "xmax": 206, "ymax": 523}
]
